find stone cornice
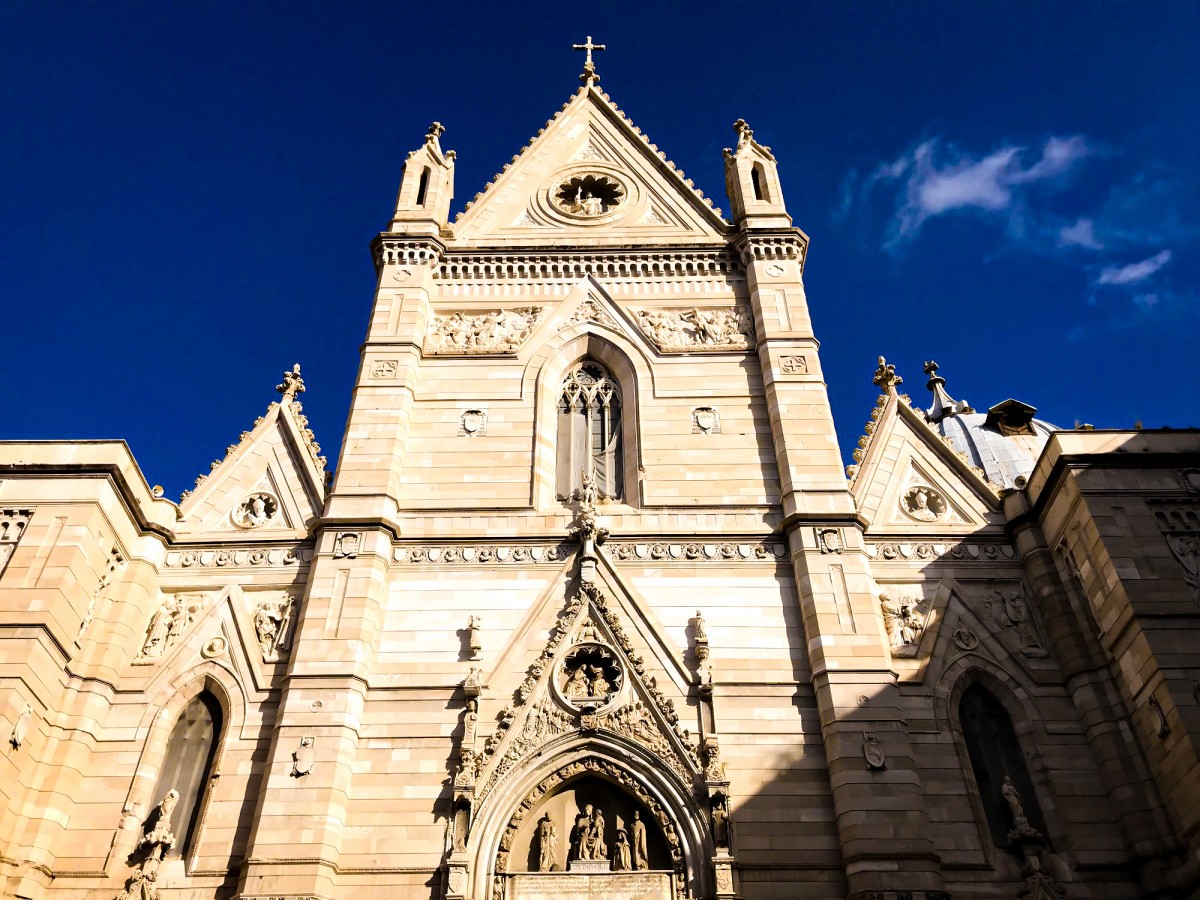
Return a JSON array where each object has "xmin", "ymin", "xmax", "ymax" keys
[
  {"xmin": 371, "ymin": 234, "xmax": 448, "ymax": 274},
  {"xmin": 733, "ymin": 230, "xmax": 809, "ymax": 268},
  {"xmin": 431, "ymin": 246, "xmax": 742, "ymax": 281}
]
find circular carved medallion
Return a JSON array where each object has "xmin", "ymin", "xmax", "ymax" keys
[
  {"xmin": 553, "ymin": 173, "xmax": 625, "ymax": 219},
  {"xmin": 900, "ymin": 486, "xmax": 947, "ymax": 522},
  {"xmin": 764, "ymin": 263, "xmax": 785, "ymax": 277},
  {"xmin": 556, "ymin": 643, "xmax": 623, "ymax": 710},
  {"xmin": 232, "ymin": 492, "xmax": 279, "ymax": 529}
]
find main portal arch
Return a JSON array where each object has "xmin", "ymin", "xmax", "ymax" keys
[{"xmin": 463, "ymin": 739, "xmax": 715, "ymax": 900}]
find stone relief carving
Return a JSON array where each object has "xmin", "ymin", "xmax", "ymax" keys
[
  {"xmin": 879, "ymin": 589, "xmax": 928, "ymax": 657},
  {"xmin": 253, "ymin": 594, "xmax": 294, "ymax": 662},
  {"xmin": 1163, "ymin": 533, "xmax": 1199, "ymax": 602},
  {"xmin": 553, "ymin": 173, "xmax": 625, "ymax": 218},
  {"xmin": 900, "ymin": 485, "xmax": 948, "ymax": 522},
  {"xmin": 952, "ymin": 627, "xmax": 979, "ymax": 650},
  {"xmin": 463, "ymin": 666, "xmax": 483, "ymax": 697},
  {"xmin": 201, "ymin": 636, "xmax": 227, "ymax": 659},
  {"xmin": 496, "ymin": 758, "xmax": 686, "ymax": 900},
  {"xmin": 333, "ymin": 532, "xmax": 360, "ymax": 559},
  {"xmin": 633, "ymin": 307, "xmax": 754, "ymax": 352},
  {"xmin": 609, "ymin": 541, "xmax": 784, "ymax": 562},
  {"xmin": 702, "ymin": 737, "xmax": 726, "ymax": 782},
  {"xmin": 0, "ymin": 509, "xmax": 32, "ymax": 578},
  {"xmin": 231, "ymin": 492, "xmax": 279, "ymax": 529},
  {"xmin": 560, "ymin": 646, "xmax": 621, "ymax": 704},
  {"xmin": 780, "ymin": 355, "xmax": 807, "ymax": 375},
  {"xmin": 815, "ymin": 527, "xmax": 843, "ymax": 554},
  {"xmin": 291, "ymin": 736, "xmax": 315, "ymax": 777},
  {"xmin": 396, "ymin": 542, "xmax": 571, "ymax": 564},
  {"xmin": 863, "ymin": 732, "xmax": 886, "ymax": 771},
  {"xmin": 9, "ymin": 703, "xmax": 33, "ymax": 750},
  {"xmin": 79, "ymin": 546, "xmax": 125, "ymax": 643},
  {"xmin": 370, "ymin": 359, "xmax": 398, "ymax": 378},
  {"xmin": 164, "ymin": 546, "xmax": 312, "ymax": 569},
  {"xmin": 115, "ymin": 789, "xmax": 178, "ymax": 900},
  {"xmin": 424, "ymin": 307, "xmax": 544, "ymax": 354},
  {"xmin": 560, "ymin": 299, "xmax": 619, "ymax": 332},
  {"xmin": 466, "ymin": 615, "xmax": 483, "ymax": 661},
  {"xmin": 534, "ymin": 812, "xmax": 558, "ymax": 871},
  {"xmin": 691, "ymin": 406, "xmax": 720, "ymax": 434},
  {"xmin": 459, "ymin": 409, "xmax": 487, "ymax": 437},
  {"xmin": 134, "ymin": 594, "xmax": 206, "ymax": 663},
  {"xmin": 982, "ymin": 585, "xmax": 1046, "ymax": 656},
  {"xmin": 570, "ymin": 804, "xmax": 608, "ymax": 862},
  {"xmin": 867, "ymin": 541, "xmax": 1014, "ymax": 562}
]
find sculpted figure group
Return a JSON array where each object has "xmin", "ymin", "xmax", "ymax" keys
[
  {"xmin": 136, "ymin": 595, "xmax": 204, "ymax": 661},
  {"xmin": 634, "ymin": 307, "xmax": 753, "ymax": 352},
  {"xmin": 533, "ymin": 804, "xmax": 649, "ymax": 872}
]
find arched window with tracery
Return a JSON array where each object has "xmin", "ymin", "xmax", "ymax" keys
[
  {"xmin": 148, "ymin": 691, "xmax": 222, "ymax": 857},
  {"xmin": 959, "ymin": 684, "xmax": 1045, "ymax": 846},
  {"xmin": 556, "ymin": 360, "xmax": 623, "ymax": 502}
]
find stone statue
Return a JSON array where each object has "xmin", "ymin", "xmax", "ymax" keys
[
  {"xmin": 712, "ymin": 798, "xmax": 730, "ymax": 848},
  {"xmin": 693, "ymin": 610, "xmax": 708, "ymax": 643},
  {"xmin": 585, "ymin": 807, "xmax": 607, "ymax": 861},
  {"xmin": 1002, "ymin": 775, "xmax": 1031, "ymax": 832},
  {"xmin": 589, "ymin": 665, "xmax": 611, "ymax": 697},
  {"xmin": 612, "ymin": 828, "xmax": 632, "ymax": 871},
  {"xmin": 253, "ymin": 598, "xmax": 287, "ymax": 661},
  {"xmin": 879, "ymin": 591, "xmax": 923, "ymax": 651},
  {"xmin": 467, "ymin": 615, "xmax": 483, "ymax": 661},
  {"xmin": 564, "ymin": 665, "xmax": 590, "ymax": 699},
  {"xmin": 291, "ymin": 736, "xmax": 315, "ymax": 777},
  {"xmin": 631, "ymin": 810, "xmax": 649, "ymax": 870},
  {"xmin": 463, "ymin": 698, "xmax": 478, "ymax": 745},
  {"xmin": 535, "ymin": 812, "xmax": 557, "ymax": 872},
  {"xmin": 141, "ymin": 789, "xmax": 178, "ymax": 853},
  {"xmin": 139, "ymin": 595, "xmax": 179, "ymax": 659},
  {"xmin": 571, "ymin": 804, "xmax": 594, "ymax": 859},
  {"xmin": 9, "ymin": 703, "xmax": 33, "ymax": 749}
]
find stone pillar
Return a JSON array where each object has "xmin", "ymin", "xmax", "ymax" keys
[{"xmin": 738, "ymin": 232, "xmax": 946, "ymax": 897}]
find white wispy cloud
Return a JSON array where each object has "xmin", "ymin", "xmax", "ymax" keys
[
  {"xmin": 868, "ymin": 135, "xmax": 1091, "ymax": 242},
  {"xmin": 1097, "ymin": 250, "xmax": 1172, "ymax": 285},
  {"xmin": 1058, "ymin": 217, "xmax": 1104, "ymax": 250}
]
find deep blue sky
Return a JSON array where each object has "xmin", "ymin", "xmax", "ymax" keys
[{"xmin": 3, "ymin": 2, "xmax": 1197, "ymax": 498}]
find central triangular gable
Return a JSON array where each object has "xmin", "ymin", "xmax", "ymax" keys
[{"xmin": 451, "ymin": 86, "xmax": 729, "ymax": 246}]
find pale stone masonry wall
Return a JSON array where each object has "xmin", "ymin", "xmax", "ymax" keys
[{"xmin": 3, "ymin": 76, "xmax": 1199, "ymax": 900}]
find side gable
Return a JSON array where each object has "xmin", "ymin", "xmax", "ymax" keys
[
  {"xmin": 176, "ymin": 398, "xmax": 326, "ymax": 539},
  {"xmin": 851, "ymin": 393, "xmax": 1003, "ymax": 535},
  {"xmin": 450, "ymin": 86, "xmax": 729, "ymax": 247}
]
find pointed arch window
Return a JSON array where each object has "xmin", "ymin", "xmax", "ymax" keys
[
  {"xmin": 751, "ymin": 164, "xmax": 766, "ymax": 201},
  {"xmin": 556, "ymin": 361, "xmax": 623, "ymax": 502},
  {"xmin": 959, "ymin": 684, "xmax": 1045, "ymax": 846},
  {"xmin": 148, "ymin": 692, "xmax": 222, "ymax": 857}
]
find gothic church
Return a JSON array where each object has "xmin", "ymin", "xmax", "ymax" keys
[{"xmin": 2, "ymin": 48, "xmax": 1200, "ymax": 900}]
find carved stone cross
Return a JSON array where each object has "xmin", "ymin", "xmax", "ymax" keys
[{"xmin": 573, "ymin": 35, "xmax": 606, "ymax": 84}]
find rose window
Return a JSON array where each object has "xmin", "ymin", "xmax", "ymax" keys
[{"xmin": 554, "ymin": 174, "xmax": 625, "ymax": 217}]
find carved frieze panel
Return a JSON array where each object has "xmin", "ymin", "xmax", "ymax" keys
[
  {"xmin": 608, "ymin": 541, "xmax": 784, "ymax": 562},
  {"xmin": 133, "ymin": 593, "xmax": 209, "ymax": 664},
  {"xmin": 163, "ymin": 546, "xmax": 313, "ymax": 569},
  {"xmin": 1153, "ymin": 504, "xmax": 1200, "ymax": 603},
  {"xmin": 867, "ymin": 541, "xmax": 1015, "ymax": 562},
  {"xmin": 248, "ymin": 591, "xmax": 296, "ymax": 662},
  {"xmin": 632, "ymin": 307, "xmax": 754, "ymax": 352},
  {"xmin": 878, "ymin": 586, "xmax": 930, "ymax": 657},
  {"xmin": 395, "ymin": 543, "xmax": 572, "ymax": 564},
  {"xmin": 424, "ymin": 307, "xmax": 544, "ymax": 355},
  {"xmin": 968, "ymin": 581, "xmax": 1048, "ymax": 657}
]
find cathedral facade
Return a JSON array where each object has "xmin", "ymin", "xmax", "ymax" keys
[{"xmin": 2, "ymin": 57, "xmax": 1200, "ymax": 900}]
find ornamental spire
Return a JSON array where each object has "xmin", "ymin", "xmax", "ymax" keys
[
  {"xmin": 923, "ymin": 360, "xmax": 973, "ymax": 423},
  {"xmin": 572, "ymin": 34, "xmax": 606, "ymax": 85},
  {"xmin": 275, "ymin": 364, "xmax": 306, "ymax": 402},
  {"xmin": 872, "ymin": 356, "xmax": 903, "ymax": 395}
]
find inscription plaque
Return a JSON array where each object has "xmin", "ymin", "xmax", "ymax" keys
[{"xmin": 509, "ymin": 872, "xmax": 672, "ymax": 900}]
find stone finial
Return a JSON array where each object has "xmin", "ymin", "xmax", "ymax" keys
[
  {"xmin": 425, "ymin": 121, "xmax": 446, "ymax": 157},
  {"xmin": 276, "ymin": 364, "xmax": 306, "ymax": 401},
  {"xmin": 872, "ymin": 356, "xmax": 903, "ymax": 394},
  {"xmin": 923, "ymin": 360, "xmax": 973, "ymax": 423},
  {"xmin": 572, "ymin": 34, "xmax": 606, "ymax": 85},
  {"xmin": 733, "ymin": 119, "xmax": 753, "ymax": 152}
]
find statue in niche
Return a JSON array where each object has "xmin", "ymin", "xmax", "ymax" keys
[
  {"xmin": 1002, "ymin": 775, "xmax": 1040, "ymax": 839},
  {"xmin": 571, "ymin": 804, "xmax": 595, "ymax": 859},
  {"xmin": 466, "ymin": 615, "xmax": 483, "ymax": 661},
  {"xmin": 1004, "ymin": 591, "xmax": 1042, "ymax": 650},
  {"xmin": 589, "ymin": 665, "xmax": 611, "ymax": 697},
  {"xmin": 584, "ymin": 807, "xmax": 607, "ymax": 861},
  {"xmin": 711, "ymin": 795, "xmax": 730, "ymax": 848},
  {"xmin": 611, "ymin": 828, "xmax": 632, "ymax": 871},
  {"xmin": 631, "ymin": 810, "xmax": 649, "ymax": 870},
  {"xmin": 564, "ymin": 666, "xmax": 590, "ymax": 699},
  {"xmin": 535, "ymin": 812, "xmax": 558, "ymax": 872}
]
